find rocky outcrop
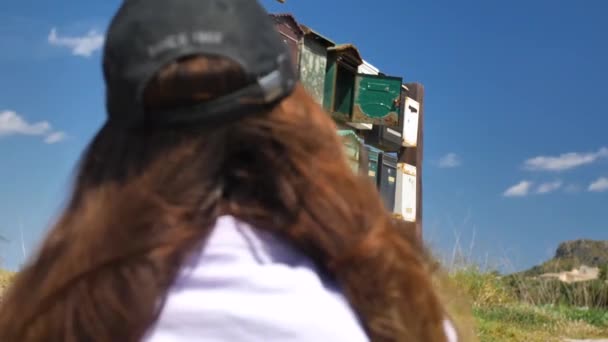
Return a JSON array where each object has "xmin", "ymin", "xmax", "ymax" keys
[
  {"xmin": 555, "ymin": 240, "xmax": 608, "ymax": 265},
  {"xmin": 523, "ymin": 239, "xmax": 608, "ymax": 277}
]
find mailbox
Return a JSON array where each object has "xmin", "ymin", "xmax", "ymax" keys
[
  {"xmin": 323, "ymin": 45, "xmax": 403, "ymax": 125},
  {"xmin": 402, "ymin": 96, "xmax": 420, "ymax": 147},
  {"xmin": 365, "ymin": 145, "xmax": 382, "ymax": 185},
  {"xmin": 323, "ymin": 44, "xmax": 362, "ymax": 120},
  {"xmin": 338, "ymin": 130, "xmax": 364, "ymax": 175},
  {"xmin": 366, "ymin": 92, "xmax": 420, "ymax": 150},
  {"xmin": 269, "ymin": 14, "xmax": 304, "ymax": 71},
  {"xmin": 352, "ymin": 74, "xmax": 403, "ymax": 126},
  {"xmin": 394, "ymin": 163, "xmax": 417, "ymax": 222},
  {"xmin": 299, "ymin": 25, "xmax": 335, "ymax": 105},
  {"xmin": 358, "ymin": 60, "xmax": 380, "ymax": 75},
  {"xmin": 363, "ymin": 85, "xmax": 407, "ymax": 152},
  {"xmin": 378, "ymin": 152, "xmax": 397, "ymax": 212},
  {"xmin": 349, "ymin": 60, "xmax": 379, "ymax": 131}
]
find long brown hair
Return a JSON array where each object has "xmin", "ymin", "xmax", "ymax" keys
[{"xmin": 0, "ymin": 55, "xmax": 454, "ymax": 341}]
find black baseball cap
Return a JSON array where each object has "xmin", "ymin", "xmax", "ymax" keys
[{"xmin": 102, "ymin": 0, "xmax": 297, "ymax": 126}]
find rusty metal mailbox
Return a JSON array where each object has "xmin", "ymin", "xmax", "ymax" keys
[
  {"xmin": 352, "ymin": 74, "xmax": 403, "ymax": 126},
  {"xmin": 364, "ymin": 85, "xmax": 407, "ymax": 152},
  {"xmin": 367, "ymin": 91, "xmax": 420, "ymax": 150},
  {"xmin": 299, "ymin": 25, "xmax": 334, "ymax": 105},
  {"xmin": 269, "ymin": 14, "xmax": 303, "ymax": 71},
  {"xmin": 323, "ymin": 44, "xmax": 362, "ymax": 121},
  {"xmin": 323, "ymin": 45, "xmax": 403, "ymax": 126}
]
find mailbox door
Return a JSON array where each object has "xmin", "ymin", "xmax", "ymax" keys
[
  {"xmin": 402, "ymin": 97, "xmax": 420, "ymax": 147},
  {"xmin": 395, "ymin": 163, "xmax": 417, "ymax": 222},
  {"xmin": 334, "ymin": 65, "xmax": 356, "ymax": 120},
  {"xmin": 352, "ymin": 74, "xmax": 403, "ymax": 126},
  {"xmin": 378, "ymin": 153, "xmax": 397, "ymax": 212},
  {"xmin": 365, "ymin": 145, "xmax": 381, "ymax": 185}
]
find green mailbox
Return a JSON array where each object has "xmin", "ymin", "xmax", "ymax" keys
[
  {"xmin": 352, "ymin": 74, "xmax": 403, "ymax": 127},
  {"xmin": 323, "ymin": 44, "xmax": 362, "ymax": 121},
  {"xmin": 323, "ymin": 44, "xmax": 403, "ymax": 126}
]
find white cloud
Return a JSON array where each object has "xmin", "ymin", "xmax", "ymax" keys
[
  {"xmin": 588, "ymin": 177, "xmax": 608, "ymax": 193},
  {"xmin": 438, "ymin": 153, "xmax": 462, "ymax": 168},
  {"xmin": 44, "ymin": 131, "xmax": 66, "ymax": 144},
  {"xmin": 536, "ymin": 180, "xmax": 563, "ymax": 194},
  {"xmin": 0, "ymin": 110, "xmax": 50, "ymax": 136},
  {"xmin": 0, "ymin": 110, "xmax": 66, "ymax": 144},
  {"xmin": 48, "ymin": 27, "xmax": 104, "ymax": 57},
  {"xmin": 503, "ymin": 181, "xmax": 533, "ymax": 197},
  {"xmin": 523, "ymin": 147, "xmax": 608, "ymax": 172}
]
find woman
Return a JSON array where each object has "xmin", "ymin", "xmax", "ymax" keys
[{"xmin": 0, "ymin": 0, "xmax": 460, "ymax": 341}]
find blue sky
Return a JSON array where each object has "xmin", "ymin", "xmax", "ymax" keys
[{"xmin": 1, "ymin": 0, "xmax": 607, "ymax": 272}]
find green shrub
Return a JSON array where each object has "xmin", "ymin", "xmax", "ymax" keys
[
  {"xmin": 450, "ymin": 267, "xmax": 515, "ymax": 307},
  {"xmin": 503, "ymin": 275, "xmax": 608, "ymax": 309},
  {"xmin": 599, "ymin": 263, "xmax": 608, "ymax": 282},
  {"xmin": 474, "ymin": 305, "xmax": 553, "ymax": 328}
]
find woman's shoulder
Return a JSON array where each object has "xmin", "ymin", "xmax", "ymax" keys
[{"xmin": 144, "ymin": 215, "xmax": 370, "ymax": 342}]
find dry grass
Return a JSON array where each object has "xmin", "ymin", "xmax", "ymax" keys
[
  {"xmin": 0, "ymin": 269, "xmax": 15, "ymax": 303},
  {"xmin": 444, "ymin": 266, "xmax": 608, "ymax": 342}
]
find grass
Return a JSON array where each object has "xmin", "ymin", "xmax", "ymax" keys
[
  {"xmin": 445, "ymin": 266, "xmax": 608, "ymax": 341},
  {"xmin": 510, "ymin": 277, "xmax": 608, "ymax": 309},
  {"xmin": 1, "ymin": 263, "xmax": 607, "ymax": 341},
  {"xmin": 475, "ymin": 304, "xmax": 607, "ymax": 342}
]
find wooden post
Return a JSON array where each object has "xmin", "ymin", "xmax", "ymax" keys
[{"xmin": 398, "ymin": 83, "xmax": 424, "ymax": 243}]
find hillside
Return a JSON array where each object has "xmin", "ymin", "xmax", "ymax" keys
[{"xmin": 524, "ymin": 239, "xmax": 608, "ymax": 277}]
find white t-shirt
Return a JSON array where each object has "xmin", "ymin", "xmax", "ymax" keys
[{"xmin": 144, "ymin": 215, "xmax": 457, "ymax": 342}]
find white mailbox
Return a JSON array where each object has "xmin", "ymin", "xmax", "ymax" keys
[
  {"xmin": 357, "ymin": 59, "xmax": 380, "ymax": 75},
  {"xmin": 394, "ymin": 162, "xmax": 417, "ymax": 222},
  {"xmin": 402, "ymin": 97, "xmax": 420, "ymax": 147}
]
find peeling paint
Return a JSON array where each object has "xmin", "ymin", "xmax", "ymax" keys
[{"xmin": 300, "ymin": 37, "xmax": 328, "ymax": 105}]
